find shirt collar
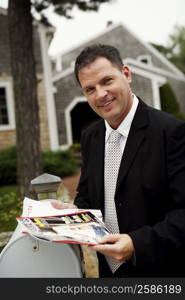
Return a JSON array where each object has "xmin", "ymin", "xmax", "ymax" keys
[{"xmin": 105, "ymin": 94, "xmax": 139, "ymax": 143}]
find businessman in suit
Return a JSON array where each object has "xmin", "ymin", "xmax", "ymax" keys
[{"xmin": 52, "ymin": 44, "xmax": 185, "ymax": 277}]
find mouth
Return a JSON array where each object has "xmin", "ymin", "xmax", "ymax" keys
[{"xmin": 98, "ymin": 98, "xmax": 114, "ymax": 108}]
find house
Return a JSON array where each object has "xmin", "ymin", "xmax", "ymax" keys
[{"xmin": 1, "ymin": 7, "xmax": 185, "ymax": 151}]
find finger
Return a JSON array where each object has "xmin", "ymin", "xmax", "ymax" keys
[
  {"xmin": 89, "ymin": 243, "xmax": 114, "ymax": 252},
  {"xmin": 99, "ymin": 234, "xmax": 120, "ymax": 244},
  {"xmin": 51, "ymin": 200, "xmax": 63, "ymax": 209},
  {"xmin": 62, "ymin": 202, "xmax": 78, "ymax": 209},
  {"xmin": 51, "ymin": 200, "xmax": 77, "ymax": 209},
  {"xmin": 89, "ymin": 239, "xmax": 119, "ymax": 251},
  {"xmin": 89, "ymin": 244, "xmax": 126, "ymax": 263}
]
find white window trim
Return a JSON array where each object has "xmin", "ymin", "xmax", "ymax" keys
[
  {"xmin": 64, "ymin": 96, "xmax": 87, "ymax": 147},
  {"xmin": 0, "ymin": 81, "xmax": 15, "ymax": 131},
  {"xmin": 38, "ymin": 24, "xmax": 59, "ymax": 150}
]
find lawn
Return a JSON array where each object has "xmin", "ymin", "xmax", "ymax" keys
[
  {"xmin": 0, "ymin": 185, "xmax": 22, "ymax": 233},
  {"xmin": 0, "ymin": 184, "xmax": 18, "ymax": 197}
]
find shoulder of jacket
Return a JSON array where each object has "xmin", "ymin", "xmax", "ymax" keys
[{"xmin": 82, "ymin": 119, "xmax": 104, "ymax": 137}]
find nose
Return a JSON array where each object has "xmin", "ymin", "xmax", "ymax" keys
[{"xmin": 95, "ymin": 86, "xmax": 108, "ymax": 100}]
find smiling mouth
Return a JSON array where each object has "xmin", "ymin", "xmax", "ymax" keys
[{"xmin": 98, "ymin": 99, "xmax": 114, "ymax": 108}]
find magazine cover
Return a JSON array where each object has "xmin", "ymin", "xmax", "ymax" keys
[{"xmin": 16, "ymin": 210, "xmax": 111, "ymax": 245}]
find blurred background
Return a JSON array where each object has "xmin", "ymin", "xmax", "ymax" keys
[{"xmin": 0, "ymin": 0, "xmax": 185, "ymax": 277}]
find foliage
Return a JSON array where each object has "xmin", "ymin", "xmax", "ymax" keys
[
  {"xmin": 0, "ymin": 185, "xmax": 18, "ymax": 197},
  {"xmin": 43, "ymin": 149, "xmax": 78, "ymax": 177},
  {"xmin": 160, "ymin": 83, "xmax": 185, "ymax": 120},
  {"xmin": 151, "ymin": 25, "xmax": 185, "ymax": 74},
  {"xmin": 0, "ymin": 190, "xmax": 22, "ymax": 233},
  {"xmin": 69, "ymin": 143, "xmax": 82, "ymax": 167},
  {"xmin": 0, "ymin": 147, "xmax": 79, "ymax": 185},
  {"xmin": 0, "ymin": 146, "xmax": 16, "ymax": 185},
  {"xmin": 168, "ymin": 25, "xmax": 185, "ymax": 74},
  {"xmin": 31, "ymin": 0, "xmax": 113, "ymax": 24},
  {"xmin": 69, "ymin": 143, "xmax": 81, "ymax": 153}
]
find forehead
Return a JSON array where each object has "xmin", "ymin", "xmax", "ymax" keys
[{"xmin": 78, "ymin": 57, "xmax": 121, "ymax": 86}]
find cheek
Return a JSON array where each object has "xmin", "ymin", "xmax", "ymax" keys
[{"xmin": 88, "ymin": 98, "xmax": 97, "ymax": 111}]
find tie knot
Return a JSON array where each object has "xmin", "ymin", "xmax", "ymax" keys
[{"xmin": 108, "ymin": 130, "xmax": 122, "ymax": 143}]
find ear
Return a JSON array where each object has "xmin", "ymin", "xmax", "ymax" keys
[{"xmin": 122, "ymin": 65, "xmax": 132, "ymax": 84}]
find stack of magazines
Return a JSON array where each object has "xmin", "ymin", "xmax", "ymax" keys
[{"xmin": 16, "ymin": 198, "xmax": 111, "ymax": 245}]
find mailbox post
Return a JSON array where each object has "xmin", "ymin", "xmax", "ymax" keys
[
  {"xmin": 31, "ymin": 173, "xmax": 62, "ymax": 200},
  {"xmin": 31, "ymin": 173, "xmax": 71, "ymax": 203}
]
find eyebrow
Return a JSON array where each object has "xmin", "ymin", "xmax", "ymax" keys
[
  {"xmin": 82, "ymin": 85, "xmax": 94, "ymax": 93},
  {"xmin": 82, "ymin": 75, "xmax": 113, "ymax": 92}
]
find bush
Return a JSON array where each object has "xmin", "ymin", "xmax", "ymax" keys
[
  {"xmin": 69, "ymin": 143, "xmax": 82, "ymax": 167},
  {"xmin": 0, "ymin": 191, "xmax": 22, "ymax": 232},
  {"xmin": 0, "ymin": 147, "xmax": 79, "ymax": 185},
  {"xmin": 43, "ymin": 149, "xmax": 78, "ymax": 178},
  {"xmin": 160, "ymin": 83, "xmax": 185, "ymax": 120},
  {"xmin": 69, "ymin": 143, "xmax": 81, "ymax": 153},
  {"xmin": 0, "ymin": 146, "xmax": 17, "ymax": 185}
]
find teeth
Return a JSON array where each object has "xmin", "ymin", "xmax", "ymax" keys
[{"xmin": 101, "ymin": 100, "xmax": 113, "ymax": 107}]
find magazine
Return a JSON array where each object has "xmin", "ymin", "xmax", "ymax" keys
[
  {"xmin": 16, "ymin": 210, "xmax": 111, "ymax": 245},
  {"xmin": 21, "ymin": 197, "xmax": 103, "ymax": 221}
]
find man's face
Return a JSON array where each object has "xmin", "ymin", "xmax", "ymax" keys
[{"xmin": 78, "ymin": 57, "xmax": 133, "ymax": 129}]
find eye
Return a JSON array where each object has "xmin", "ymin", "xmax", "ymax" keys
[
  {"xmin": 85, "ymin": 87, "xmax": 94, "ymax": 95},
  {"xmin": 104, "ymin": 77, "xmax": 113, "ymax": 85}
]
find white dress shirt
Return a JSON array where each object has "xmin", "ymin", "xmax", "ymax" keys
[
  {"xmin": 104, "ymin": 94, "xmax": 138, "ymax": 269},
  {"xmin": 104, "ymin": 94, "xmax": 139, "ymax": 154}
]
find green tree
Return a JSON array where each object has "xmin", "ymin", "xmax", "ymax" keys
[
  {"xmin": 151, "ymin": 25, "xmax": 185, "ymax": 119},
  {"xmin": 168, "ymin": 25, "xmax": 185, "ymax": 74},
  {"xmin": 151, "ymin": 25, "xmax": 185, "ymax": 74},
  {"xmin": 8, "ymin": 0, "xmax": 113, "ymax": 199}
]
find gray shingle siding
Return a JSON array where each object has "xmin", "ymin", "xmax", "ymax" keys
[
  {"xmin": 131, "ymin": 74, "xmax": 153, "ymax": 106},
  {"xmin": 0, "ymin": 12, "xmax": 43, "ymax": 75},
  {"xmin": 0, "ymin": 14, "xmax": 11, "ymax": 75},
  {"xmin": 55, "ymin": 73, "xmax": 82, "ymax": 144}
]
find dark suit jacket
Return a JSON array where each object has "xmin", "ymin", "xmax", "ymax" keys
[{"xmin": 74, "ymin": 99, "xmax": 185, "ymax": 277}]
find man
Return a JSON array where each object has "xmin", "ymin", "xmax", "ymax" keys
[{"xmin": 53, "ymin": 44, "xmax": 185, "ymax": 277}]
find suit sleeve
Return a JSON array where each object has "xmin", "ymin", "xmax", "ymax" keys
[{"xmin": 128, "ymin": 122, "xmax": 185, "ymax": 269}]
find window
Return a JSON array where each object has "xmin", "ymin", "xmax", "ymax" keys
[
  {"xmin": 0, "ymin": 81, "xmax": 15, "ymax": 130},
  {"xmin": 0, "ymin": 87, "xmax": 9, "ymax": 125},
  {"xmin": 137, "ymin": 55, "xmax": 152, "ymax": 66}
]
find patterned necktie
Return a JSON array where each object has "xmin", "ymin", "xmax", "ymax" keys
[{"xmin": 104, "ymin": 130, "xmax": 123, "ymax": 273}]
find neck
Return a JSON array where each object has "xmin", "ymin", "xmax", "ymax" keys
[{"xmin": 108, "ymin": 95, "xmax": 133, "ymax": 129}]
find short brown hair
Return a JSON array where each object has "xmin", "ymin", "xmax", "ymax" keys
[{"xmin": 74, "ymin": 44, "xmax": 124, "ymax": 85}]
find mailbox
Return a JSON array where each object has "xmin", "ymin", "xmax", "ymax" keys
[{"xmin": 0, "ymin": 174, "xmax": 84, "ymax": 278}]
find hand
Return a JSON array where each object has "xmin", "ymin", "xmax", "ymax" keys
[
  {"xmin": 51, "ymin": 199, "xmax": 77, "ymax": 210},
  {"xmin": 89, "ymin": 234, "xmax": 135, "ymax": 263}
]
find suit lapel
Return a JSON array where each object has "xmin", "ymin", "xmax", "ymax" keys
[{"xmin": 116, "ymin": 100, "xmax": 149, "ymax": 192}]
